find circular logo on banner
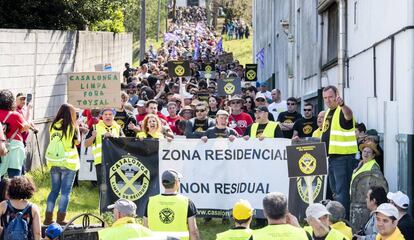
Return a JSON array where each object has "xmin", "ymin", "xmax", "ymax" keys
[
  {"xmin": 303, "ymin": 125, "xmax": 313, "ymax": 135},
  {"xmin": 224, "ymin": 83, "xmax": 236, "ymax": 95},
  {"xmin": 174, "ymin": 65, "xmax": 185, "ymax": 76},
  {"xmin": 296, "ymin": 176, "xmax": 323, "ymax": 203},
  {"xmin": 246, "ymin": 69, "xmax": 256, "ymax": 81},
  {"xmin": 205, "ymin": 65, "xmax": 212, "ymax": 72},
  {"xmin": 298, "ymin": 153, "xmax": 317, "ymax": 175},
  {"xmin": 109, "ymin": 155, "xmax": 150, "ymax": 201},
  {"xmin": 159, "ymin": 208, "xmax": 175, "ymax": 224}
]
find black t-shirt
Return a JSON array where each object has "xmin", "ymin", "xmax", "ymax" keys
[
  {"xmin": 193, "ymin": 119, "xmax": 209, "ymax": 133},
  {"xmin": 277, "ymin": 111, "xmax": 302, "ymax": 139},
  {"xmin": 292, "ymin": 116, "xmax": 318, "ymax": 138},
  {"xmin": 114, "ymin": 110, "xmax": 137, "ymax": 137},
  {"xmin": 243, "ymin": 122, "xmax": 284, "ymax": 138},
  {"xmin": 208, "ymin": 109, "xmax": 218, "ymax": 119},
  {"xmin": 398, "ymin": 214, "xmax": 414, "ymax": 240},
  {"xmin": 321, "ymin": 107, "xmax": 353, "ymax": 155},
  {"xmin": 123, "ymin": 68, "xmax": 132, "ymax": 80},
  {"xmin": 144, "ymin": 194, "xmax": 197, "ymax": 218},
  {"xmin": 204, "ymin": 127, "xmax": 238, "ymax": 138}
]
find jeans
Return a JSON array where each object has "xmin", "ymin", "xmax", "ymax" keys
[
  {"xmin": 46, "ymin": 166, "xmax": 76, "ymax": 213},
  {"xmin": 328, "ymin": 154, "xmax": 358, "ymax": 219},
  {"xmin": 7, "ymin": 168, "xmax": 22, "ymax": 178}
]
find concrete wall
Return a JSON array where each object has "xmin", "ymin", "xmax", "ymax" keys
[{"xmin": 0, "ymin": 29, "xmax": 133, "ymax": 170}]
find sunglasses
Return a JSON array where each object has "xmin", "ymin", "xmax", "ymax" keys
[
  {"xmin": 287, "ymin": 102, "xmax": 296, "ymax": 106},
  {"xmin": 256, "ymin": 99, "xmax": 265, "ymax": 102},
  {"xmin": 245, "ymin": 101, "xmax": 252, "ymax": 103},
  {"xmin": 303, "ymin": 109, "xmax": 312, "ymax": 112},
  {"xmin": 196, "ymin": 109, "xmax": 206, "ymax": 113}
]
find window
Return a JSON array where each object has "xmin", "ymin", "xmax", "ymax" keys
[{"xmin": 327, "ymin": 2, "xmax": 338, "ymax": 62}]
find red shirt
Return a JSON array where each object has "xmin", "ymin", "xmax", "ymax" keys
[
  {"xmin": 228, "ymin": 112, "xmax": 253, "ymax": 135},
  {"xmin": 0, "ymin": 109, "xmax": 25, "ymax": 142},
  {"xmin": 16, "ymin": 107, "xmax": 29, "ymax": 142},
  {"xmin": 166, "ymin": 115, "xmax": 180, "ymax": 135}
]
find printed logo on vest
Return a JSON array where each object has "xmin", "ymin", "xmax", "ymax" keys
[{"xmin": 159, "ymin": 208, "xmax": 175, "ymax": 224}]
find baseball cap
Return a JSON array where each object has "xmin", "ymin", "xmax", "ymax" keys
[
  {"xmin": 387, "ymin": 191, "xmax": 409, "ymax": 209},
  {"xmin": 306, "ymin": 203, "xmax": 331, "ymax": 219},
  {"xmin": 216, "ymin": 110, "xmax": 229, "ymax": 117},
  {"xmin": 366, "ymin": 129, "xmax": 379, "ymax": 136},
  {"xmin": 108, "ymin": 198, "xmax": 137, "ymax": 216},
  {"xmin": 374, "ymin": 203, "xmax": 399, "ymax": 219},
  {"xmin": 45, "ymin": 223, "xmax": 63, "ymax": 239},
  {"xmin": 228, "ymin": 95, "xmax": 244, "ymax": 103},
  {"xmin": 255, "ymin": 106, "xmax": 269, "ymax": 113},
  {"xmin": 136, "ymin": 100, "xmax": 146, "ymax": 107},
  {"xmin": 16, "ymin": 93, "xmax": 26, "ymax": 99},
  {"xmin": 162, "ymin": 169, "xmax": 182, "ymax": 185},
  {"xmin": 232, "ymin": 199, "xmax": 253, "ymax": 220},
  {"xmin": 255, "ymin": 93, "xmax": 266, "ymax": 100}
]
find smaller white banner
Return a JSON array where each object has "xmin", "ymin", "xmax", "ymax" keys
[{"xmin": 79, "ymin": 139, "xmax": 97, "ymax": 181}]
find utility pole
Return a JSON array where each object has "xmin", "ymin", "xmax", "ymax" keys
[
  {"xmin": 206, "ymin": 0, "xmax": 211, "ymax": 27},
  {"xmin": 157, "ymin": 0, "xmax": 161, "ymax": 42},
  {"xmin": 140, "ymin": 0, "xmax": 146, "ymax": 62}
]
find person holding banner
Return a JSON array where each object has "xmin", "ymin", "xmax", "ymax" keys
[
  {"xmin": 85, "ymin": 108, "xmax": 122, "ymax": 184},
  {"xmin": 243, "ymin": 106, "xmax": 283, "ymax": 139},
  {"xmin": 185, "ymin": 102, "xmax": 215, "ymax": 138},
  {"xmin": 321, "ymin": 85, "xmax": 358, "ymax": 218},
  {"xmin": 216, "ymin": 200, "xmax": 253, "ymax": 240},
  {"xmin": 136, "ymin": 114, "xmax": 165, "ymax": 139},
  {"xmin": 202, "ymin": 110, "xmax": 238, "ymax": 141},
  {"xmin": 44, "ymin": 103, "xmax": 80, "ymax": 225},
  {"xmin": 144, "ymin": 170, "xmax": 200, "ymax": 240},
  {"xmin": 228, "ymin": 95, "xmax": 253, "ymax": 136},
  {"xmin": 251, "ymin": 192, "xmax": 309, "ymax": 240}
]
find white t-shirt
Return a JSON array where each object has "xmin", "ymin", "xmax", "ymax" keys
[{"xmin": 268, "ymin": 100, "xmax": 287, "ymax": 120}]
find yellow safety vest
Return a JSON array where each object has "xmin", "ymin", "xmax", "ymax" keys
[
  {"xmin": 312, "ymin": 128, "xmax": 323, "ymax": 138},
  {"xmin": 136, "ymin": 131, "xmax": 164, "ymax": 139},
  {"xmin": 92, "ymin": 120, "xmax": 121, "ymax": 165},
  {"xmin": 252, "ymin": 224, "xmax": 309, "ymax": 240},
  {"xmin": 331, "ymin": 222, "xmax": 353, "ymax": 240},
  {"xmin": 99, "ymin": 217, "xmax": 155, "ymax": 240},
  {"xmin": 304, "ymin": 226, "xmax": 349, "ymax": 240},
  {"xmin": 350, "ymin": 159, "xmax": 379, "ymax": 185},
  {"xmin": 250, "ymin": 121, "xmax": 279, "ymax": 138},
  {"xmin": 147, "ymin": 194, "xmax": 189, "ymax": 240},
  {"xmin": 216, "ymin": 228, "xmax": 252, "ymax": 240},
  {"xmin": 322, "ymin": 107, "xmax": 357, "ymax": 154},
  {"xmin": 47, "ymin": 120, "xmax": 80, "ymax": 171}
]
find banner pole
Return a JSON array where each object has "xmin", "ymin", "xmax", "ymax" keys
[{"xmin": 305, "ymin": 176, "xmax": 314, "ymax": 205}]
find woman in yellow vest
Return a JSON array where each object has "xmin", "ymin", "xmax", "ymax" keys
[
  {"xmin": 136, "ymin": 114, "xmax": 164, "ymax": 139},
  {"xmin": 44, "ymin": 103, "xmax": 80, "ymax": 225},
  {"xmin": 350, "ymin": 142, "xmax": 382, "ymax": 192}
]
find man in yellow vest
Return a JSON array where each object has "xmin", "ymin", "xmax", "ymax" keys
[
  {"xmin": 305, "ymin": 203, "xmax": 348, "ymax": 240},
  {"xmin": 321, "ymin": 85, "xmax": 358, "ymax": 218},
  {"xmin": 144, "ymin": 169, "xmax": 200, "ymax": 240},
  {"xmin": 312, "ymin": 111, "xmax": 325, "ymax": 138},
  {"xmin": 99, "ymin": 198, "xmax": 155, "ymax": 240},
  {"xmin": 85, "ymin": 108, "xmax": 122, "ymax": 183},
  {"xmin": 326, "ymin": 201, "xmax": 353, "ymax": 240},
  {"xmin": 251, "ymin": 192, "xmax": 309, "ymax": 239},
  {"xmin": 373, "ymin": 203, "xmax": 406, "ymax": 240},
  {"xmin": 243, "ymin": 106, "xmax": 284, "ymax": 139},
  {"xmin": 216, "ymin": 199, "xmax": 253, "ymax": 240}
]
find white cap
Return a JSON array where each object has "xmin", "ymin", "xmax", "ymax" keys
[
  {"xmin": 387, "ymin": 191, "xmax": 409, "ymax": 209},
  {"xmin": 374, "ymin": 203, "xmax": 399, "ymax": 219},
  {"xmin": 306, "ymin": 203, "xmax": 331, "ymax": 219},
  {"xmin": 255, "ymin": 93, "xmax": 266, "ymax": 100}
]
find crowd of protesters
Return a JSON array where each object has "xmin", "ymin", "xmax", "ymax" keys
[{"xmin": 0, "ymin": 6, "xmax": 413, "ymax": 240}]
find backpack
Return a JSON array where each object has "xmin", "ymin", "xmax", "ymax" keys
[
  {"xmin": 45, "ymin": 127, "xmax": 66, "ymax": 162},
  {"xmin": 3, "ymin": 200, "xmax": 32, "ymax": 240}
]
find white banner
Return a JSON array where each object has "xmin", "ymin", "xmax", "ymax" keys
[
  {"xmin": 79, "ymin": 139, "xmax": 97, "ymax": 181},
  {"xmin": 159, "ymin": 138, "xmax": 291, "ymax": 213}
]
